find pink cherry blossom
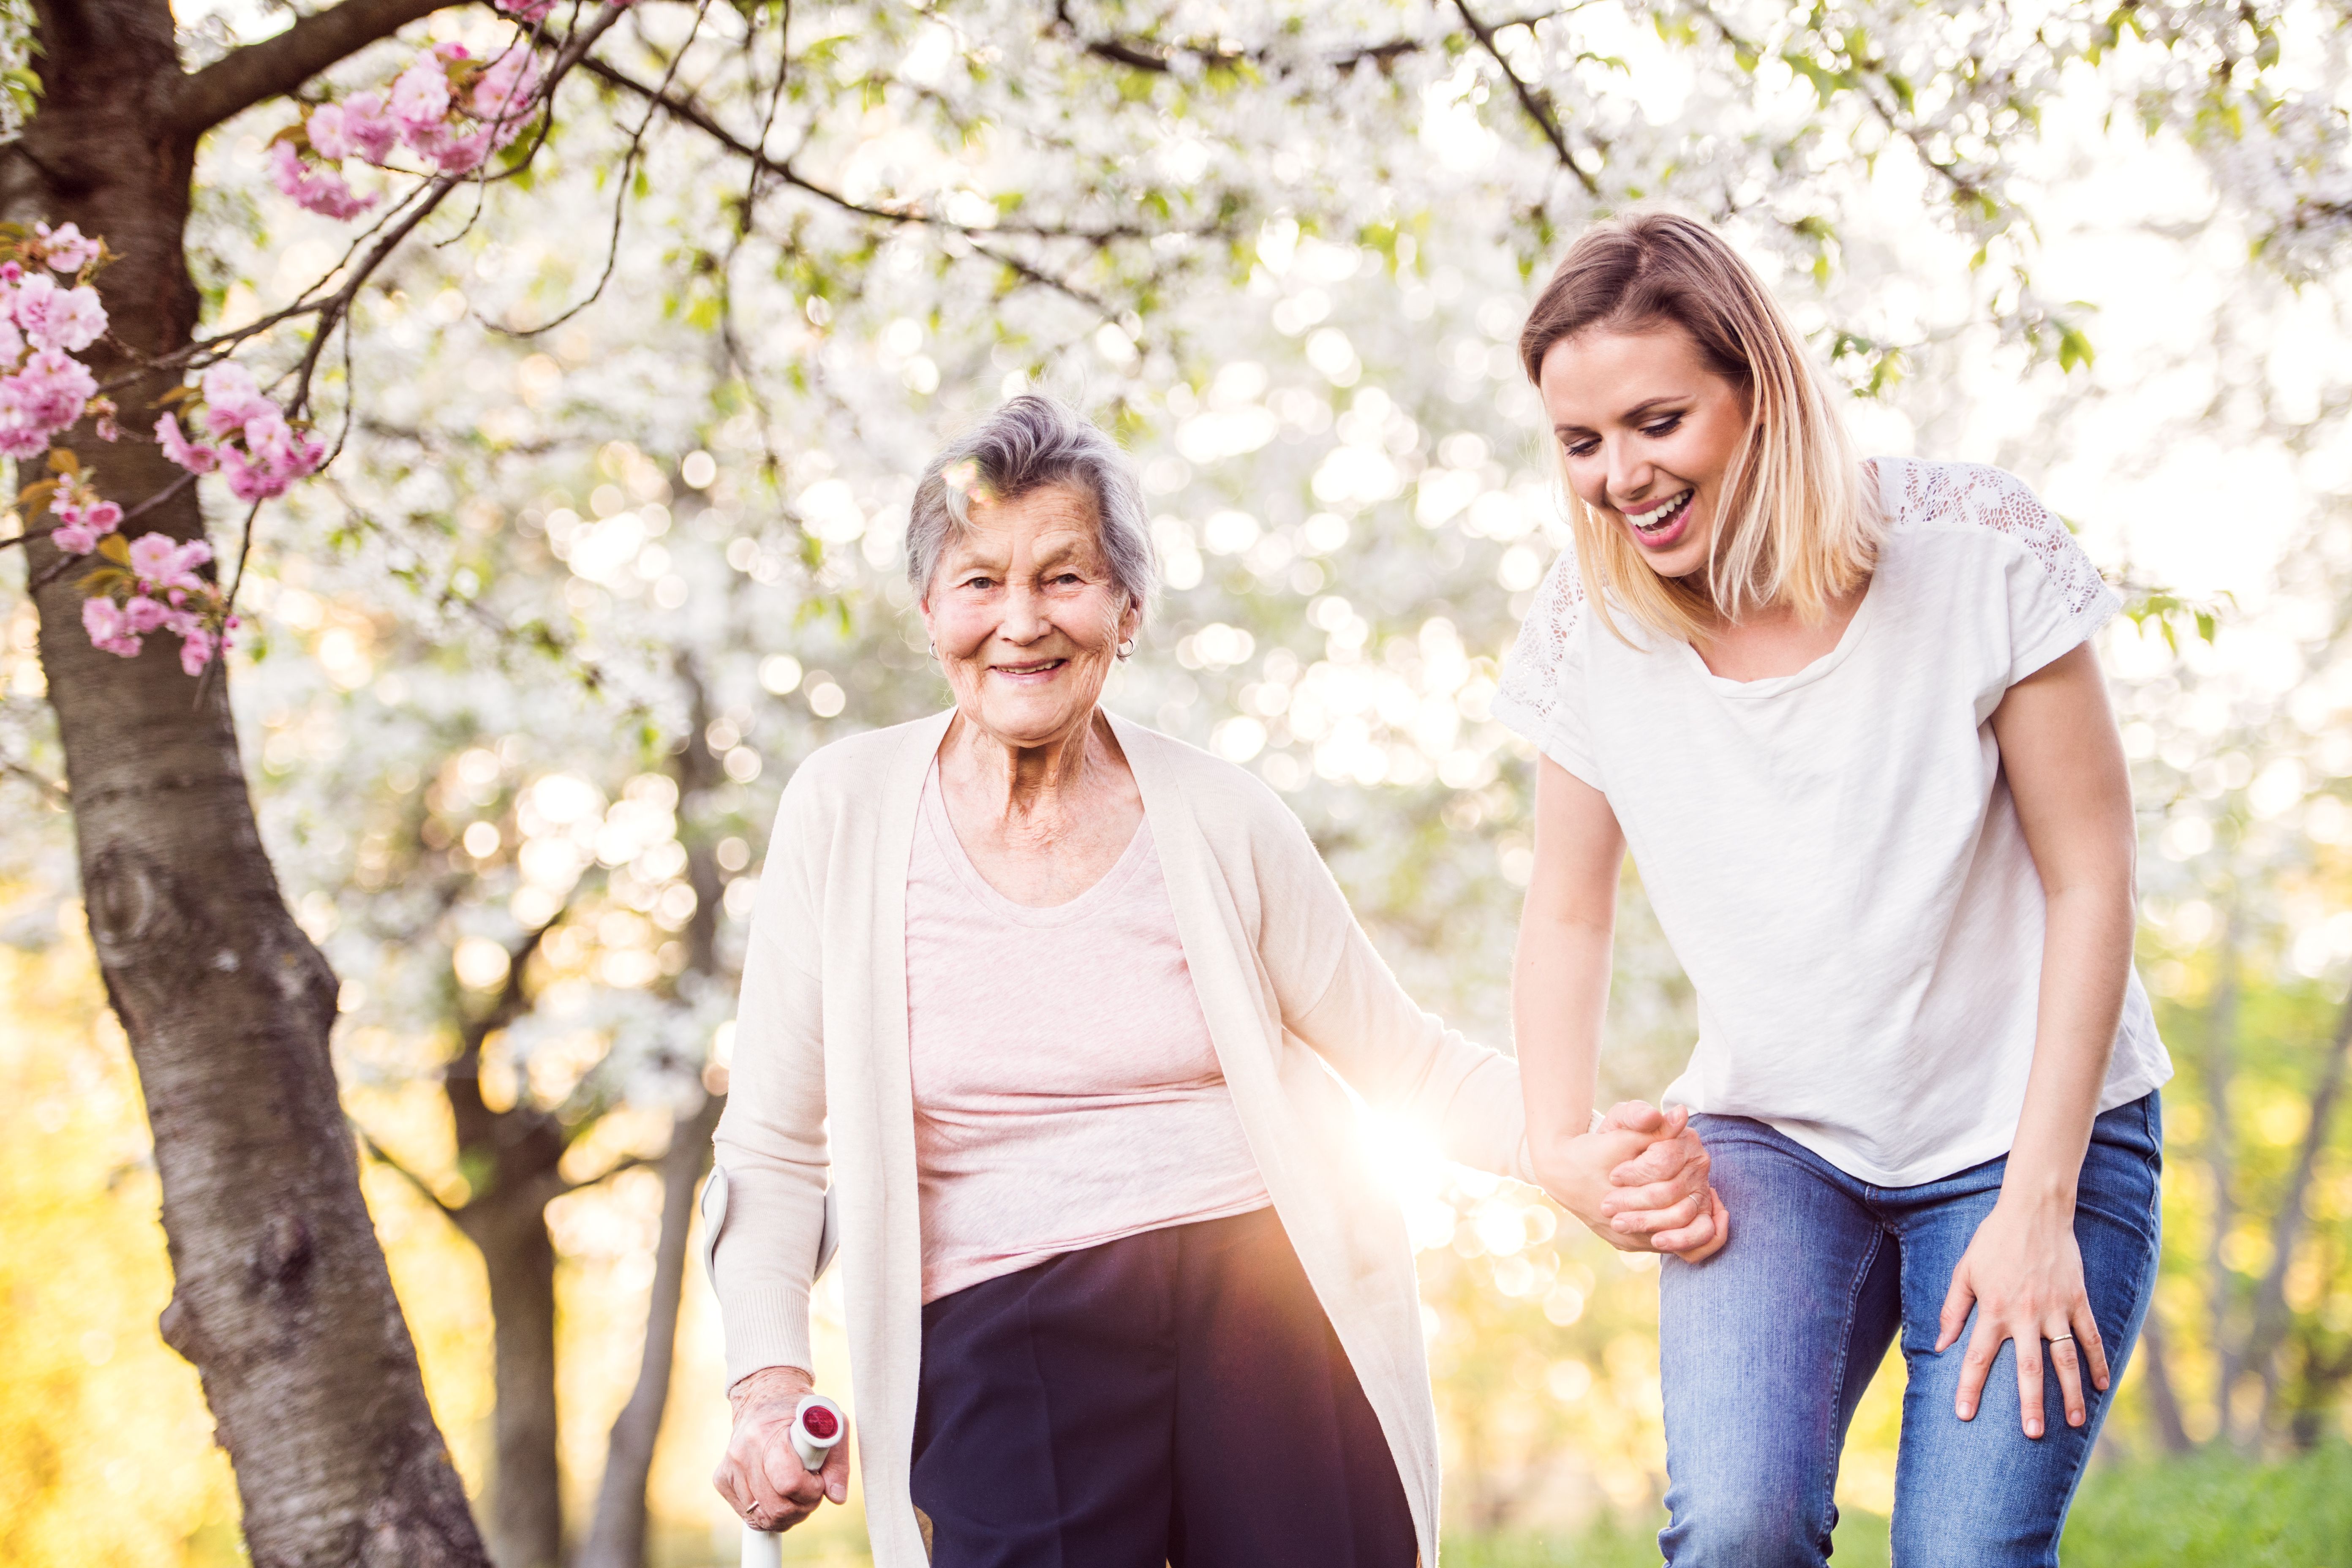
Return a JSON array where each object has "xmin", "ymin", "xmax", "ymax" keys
[
  {"xmin": 34, "ymin": 222, "xmax": 101, "ymax": 273},
  {"xmin": 0, "ymin": 348, "xmax": 98, "ymax": 448},
  {"xmin": 179, "ymin": 626, "xmax": 219, "ymax": 676},
  {"xmin": 222, "ymin": 445, "xmax": 287, "ymax": 503},
  {"xmin": 12, "ymin": 273, "xmax": 109, "ymax": 353},
  {"xmin": 199, "ymin": 361, "xmax": 275, "ymax": 440},
  {"xmin": 0, "ymin": 315, "xmax": 25, "ymax": 364},
  {"xmin": 473, "ymin": 48, "xmax": 545, "ymax": 130},
  {"xmin": 496, "ymin": 0, "xmax": 556, "ymax": 20},
  {"xmin": 268, "ymin": 141, "xmax": 376, "ymax": 220},
  {"xmin": 411, "ymin": 123, "xmax": 495, "ymax": 175},
  {"xmin": 310, "ymin": 94, "xmax": 401, "ymax": 165},
  {"xmin": 220, "ymin": 416, "xmax": 326, "ymax": 499},
  {"xmin": 82, "ymin": 597, "xmax": 142, "ymax": 658},
  {"xmin": 128, "ymin": 533, "xmax": 212, "ymax": 592},
  {"xmin": 122, "ymin": 595, "xmax": 172, "ymax": 634},
  {"xmin": 155, "ymin": 410, "xmax": 220, "ymax": 473},
  {"xmin": 53, "ymin": 488, "xmax": 125, "ymax": 551},
  {"xmin": 390, "ymin": 57, "xmax": 452, "ymax": 138}
]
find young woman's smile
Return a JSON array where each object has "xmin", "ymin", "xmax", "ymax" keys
[{"xmin": 1536, "ymin": 324, "xmax": 1750, "ymax": 582}]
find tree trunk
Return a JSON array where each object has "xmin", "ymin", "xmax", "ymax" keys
[
  {"xmin": 2136, "ymin": 1310, "xmax": 2196, "ymax": 1454},
  {"xmin": 577, "ymin": 1092, "xmax": 724, "ymax": 1568},
  {"xmin": 5, "ymin": 2, "xmax": 488, "ymax": 1562},
  {"xmin": 2244, "ymin": 982, "xmax": 2352, "ymax": 1439},
  {"xmin": 459, "ymin": 1199, "xmax": 566, "ymax": 1568},
  {"xmin": 2199, "ymin": 922, "xmax": 2242, "ymax": 1439},
  {"xmin": 574, "ymin": 653, "xmax": 734, "ymax": 1568}
]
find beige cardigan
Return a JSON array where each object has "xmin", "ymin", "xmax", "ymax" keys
[{"xmin": 709, "ymin": 708, "xmax": 1530, "ymax": 1565}]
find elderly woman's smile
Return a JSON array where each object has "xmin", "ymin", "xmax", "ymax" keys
[{"xmin": 924, "ymin": 482, "xmax": 1136, "ymax": 753}]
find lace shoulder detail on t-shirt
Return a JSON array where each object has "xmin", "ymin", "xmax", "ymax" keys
[
  {"xmin": 1494, "ymin": 542, "xmax": 1588, "ymax": 738},
  {"xmin": 1891, "ymin": 458, "xmax": 2110, "ymax": 620}
]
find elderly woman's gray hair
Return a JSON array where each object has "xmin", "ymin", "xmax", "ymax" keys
[{"xmin": 906, "ymin": 395, "xmax": 1157, "ymax": 616}]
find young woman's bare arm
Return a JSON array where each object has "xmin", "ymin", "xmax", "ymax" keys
[
  {"xmin": 1517, "ymin": 757, "xmax": 1725, "ymax": 1259},
  {"xmin": 1939, "ymin": 640, "xmax": 2136, "ymax": 1435}
]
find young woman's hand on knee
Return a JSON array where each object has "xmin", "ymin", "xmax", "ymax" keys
[{"xmin": 715, "ymin": 1365, "xmax": 851, "ymax": 1532}]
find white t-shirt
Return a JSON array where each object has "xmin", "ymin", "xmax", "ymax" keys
[{"xmin": 1493, "ymin": 457, "xmax": 2172, "ymax": 1186}]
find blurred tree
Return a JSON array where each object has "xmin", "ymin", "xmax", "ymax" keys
[{"xmin": 0, "ymin": 0, "xmax": 2347, "ymax": 1560}]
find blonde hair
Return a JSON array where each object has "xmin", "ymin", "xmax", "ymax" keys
[{"xmin": 1517, "ymin": 212, "xmax": 1876, "ymax": 645}]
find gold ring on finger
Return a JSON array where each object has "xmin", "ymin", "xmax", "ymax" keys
[{"xmin": 2047, "ymin": 1332, "xmax": 2074, "ymax": 1344}]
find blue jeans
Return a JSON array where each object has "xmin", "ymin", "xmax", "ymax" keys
[{"xmin": 1658, "ymin": 1094, "xmax": 2162, "ymax": 1567}]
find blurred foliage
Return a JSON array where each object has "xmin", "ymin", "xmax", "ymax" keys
[{"xmin": 3, "ymin": 0, "xmax": 2351, "ymax": 1560}]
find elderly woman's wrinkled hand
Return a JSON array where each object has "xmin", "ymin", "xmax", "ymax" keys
[
  {"xmin": 1534, "ymin": 1101, "xmax": 1728, "ymax": 1263},
  {"xmin": 714, "ymin": 1365, "xmax": 849, "ymax": 1533}
]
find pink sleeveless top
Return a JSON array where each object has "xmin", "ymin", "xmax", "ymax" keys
[{"xmin": 906, "ymin": 766, "xmax": 1269, "ymax": 1302}]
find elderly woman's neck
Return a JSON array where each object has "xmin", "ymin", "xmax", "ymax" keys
[{"xmin": 943, "ymin": 710, "xmax": 1125, "ymax": 827}]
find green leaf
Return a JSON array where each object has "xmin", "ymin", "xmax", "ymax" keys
[{"xmin": 2057, "ymin": 323, "xmax": 2095, "ymax": 373}]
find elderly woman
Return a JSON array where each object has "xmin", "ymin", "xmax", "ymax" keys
[{"xmin": 706, "ymin": 395, "xmax": 1716, "ymax": 1567}]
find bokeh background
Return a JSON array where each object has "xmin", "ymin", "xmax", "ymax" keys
[{"xmin": 3, "ymin": 1, "xmax": 2350, "ymax": 1563}]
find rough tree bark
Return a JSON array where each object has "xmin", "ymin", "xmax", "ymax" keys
[{"xmin": 6, "ymin": 0, "xmax": 488, "ymax": 1561}]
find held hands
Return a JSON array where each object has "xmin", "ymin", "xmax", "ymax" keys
[
  {"xmin": 713, "ymin": 1365, "xmax": 851, "ymax": 1533},
  {"xmin": 1535, "ymin": 1101, "xmax": 1729, "ymax": 1263},
  {"xmin": 1937, "ymin": 1194, "xmax": 2110, "ymax": 1438}
]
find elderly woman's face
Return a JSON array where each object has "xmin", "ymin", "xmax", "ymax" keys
[{"xmin": 921, "ymin": 482, "xmax": 1138, "ymax": 749}]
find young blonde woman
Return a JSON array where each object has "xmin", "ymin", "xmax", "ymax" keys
[{"xmin": 1494, "ymin": 214, "xmax": 2173, "ymax": 1566}]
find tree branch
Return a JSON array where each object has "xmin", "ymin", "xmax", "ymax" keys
[
  {"xmin": 577, "ymin": 57, "xmax": 1156, "ymax": 244},
  {"xmin": 1449, "ymin": 0, "xmax": 1601, "ymax": 196},
  {"xmin": 1, "ymin": 758, "xmax": 69, "ymax": 804},
  {"xmin": 558, "ymin": 1149, "xmax": 656, "ymax": 1196},
  {"xmin": 580, "ymin": 58, "xmax": 1123, "ymax": 319},
  {"xmin": 168, "ymin": 0, "xmax": 458, "ymax": 137},
  {"xmin": 1048, "ymin": 0, "xmax": 1563, "ymax": 76},
  {"xmin": 354, "ymin": 1123, "xmax": 460, "ymax": 1217}
]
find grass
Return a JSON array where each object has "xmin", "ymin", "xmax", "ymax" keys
[{"xmin": 1441, "ymin": 1444, "xmax": 2352, "ymax": 1567}]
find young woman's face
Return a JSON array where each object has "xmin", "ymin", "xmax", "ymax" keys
[
  {"xmin": 920, "ymin": 482, "xmax": 1138, "ymax": 751},
  {"xmin": 1535, "ymin": 324, "xmax": 1750, "ymax": 583}
]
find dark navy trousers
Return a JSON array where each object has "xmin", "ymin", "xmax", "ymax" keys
[{"xmin": 909, "ymin": 1205, "xmax": 1418, "ymax": 1568}]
